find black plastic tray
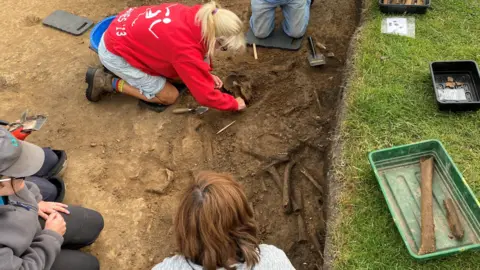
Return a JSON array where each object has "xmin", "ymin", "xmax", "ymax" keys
[
  {"xmin": 430, "ymin": 61, "xmax": 480, "ymax": 111},
  {"xmin": 379, "ymin": 0, "xmax": 430, "ymax": 14}
]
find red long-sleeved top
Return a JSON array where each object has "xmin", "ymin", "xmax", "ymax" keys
[{"xmin": 103, "ymin": 4, "xmax": 238, "ymax": 111}]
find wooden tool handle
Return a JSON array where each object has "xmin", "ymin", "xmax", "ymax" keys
[
  {"xmin": 172, "ymin": 108, "xmax": 192, "ymax": 114},
  {"xmin": 308, "ymin": 36, "xmax": 317, "ymax": 57}
]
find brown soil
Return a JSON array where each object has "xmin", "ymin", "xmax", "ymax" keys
[{"xmin": 0, "ymin": 0, "xmax": 358, "ymax": 269}]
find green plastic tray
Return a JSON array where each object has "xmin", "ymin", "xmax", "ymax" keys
[{"xmin": 368, "ymin": 140, "xmax": 480, "ymax": 260}]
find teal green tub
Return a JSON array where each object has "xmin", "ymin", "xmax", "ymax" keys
[{"xmin": 368, "ymin": 140, "xmax": 480, "ymax": 260}]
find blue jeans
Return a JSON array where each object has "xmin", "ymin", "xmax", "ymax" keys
[{"xmin": 250, "ymin": 0, "xmax": 311, "ymax": 39}]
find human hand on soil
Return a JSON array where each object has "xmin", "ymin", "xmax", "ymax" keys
[
  {"xmin": 211, "ymin": 74, "xmax": 223, "ymax": 89},
  {"xmin": 236, "ymin": 97, "xmax": 246, "ymax": 111},
  {"xmin": 38, "ymin": 201, "xmax": 69, "ymax": 220},
  {"xmin": 45, "ymin": 212, "xmax": 66, "ymax": 236}
]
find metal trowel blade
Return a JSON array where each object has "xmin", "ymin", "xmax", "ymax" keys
[
  {"xmin": 194, "ymin": 106, "xmax": 209, "ymax": 115},
  {"xmin": 308, "ymin": 54, "xmax": 326, "ymax": 67}
]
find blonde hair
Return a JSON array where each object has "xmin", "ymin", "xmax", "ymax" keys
[
  {"xmin": 175, "ymin": 171, "xmax": 260, "ymax": 270},
  {"xmin": 195, "ymin": 1, "xmax": 246, "ymax": 58}
]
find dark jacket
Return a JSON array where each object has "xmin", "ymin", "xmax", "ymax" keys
[{"xmin": 0, "ymin": 182, "xmax": 63, "ymax": 270}]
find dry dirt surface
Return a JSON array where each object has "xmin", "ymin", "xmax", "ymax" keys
[{"xmin": 0, "ymin": 0, "xmax": 358, "ymax": 269}]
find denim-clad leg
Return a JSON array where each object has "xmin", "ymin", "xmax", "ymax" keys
[
  {"xmin": 250, "ymin": 0, "xmax": 310, "ymax": 39},
  {"xmin": 282, "ymin": 0, "xmax": 311, "ymax": 38},
  {"xmin": 250, "ymin": 0, "xmax": 278, "ymax": 38}
]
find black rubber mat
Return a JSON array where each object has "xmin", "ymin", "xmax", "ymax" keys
[
  {"xmin": 246, "ymin": 28, "xmax": 304, "ymax": 51},
  {"xmin": 43, "ymin": 10, "xmax": 93, "ymax": 36}
]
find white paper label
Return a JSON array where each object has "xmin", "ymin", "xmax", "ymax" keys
[
  {"xmin": 437, "ymin": 88, "xmax": 467, "ymax": 101},
  {"xmin": 386, "ymin": 18, "xmax": 408, "ymax": 36}
]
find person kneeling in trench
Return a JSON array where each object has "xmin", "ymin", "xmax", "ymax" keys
[
  {"xmin": 152, "ymin": 171, "xmax": 295, "ymax": 270},
  {"xmin": 0, "ymin": 127, "xmax": 104, "ymax": 270},
  {"xmin": 250, "ymin": 0, "xmax": 312, "ymax": 39},
  {"xmin": 86, "ymin": 1, "xmax": 247, "ymax": 112}
]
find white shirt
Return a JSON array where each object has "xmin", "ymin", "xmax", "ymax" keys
[{"xmin": 152, "ymin": 244, "xmax": 296, "ymax": 270}]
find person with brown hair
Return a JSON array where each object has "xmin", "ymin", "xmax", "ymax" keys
[{"xmin": 152, "ymin": 171, "xmax": 295, "ymax": 270}]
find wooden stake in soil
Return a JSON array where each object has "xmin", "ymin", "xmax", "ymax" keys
[
  {"xmin": 315, "ymin": 42, "xmax": 327, "ymax": 50},
  {"xmin": 444, "ymin": 198, "xmax": 464, "ymax": 239},
  {"xmin": 283, "ymin": 160, "xmax": 296, "ymax": 214},
  {"xmin": 216, "ymin": 120, "xmax": 236, "ymax": 135},
  {"xmin": 253, "ymin": 43, "xmax": 258, "ymax": 60},
  {"xmin": 418, "ymin": 157, "xmax": 436, "ymax": 255}
]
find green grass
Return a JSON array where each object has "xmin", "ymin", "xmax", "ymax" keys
[{"xmin": 334, "ymin": 0, "xmax": 480, "ymax": 269}]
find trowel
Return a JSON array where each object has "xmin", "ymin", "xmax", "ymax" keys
[
  {"xmin": 307, "ymin": 36, "xmax": 326, "ymax": 67},
  {"xmin": 5, "ymin": 110, "xmax": 48, "ymax": 132},
  {"xmin": 172, "ymin": 106, "xmax": 209, "ymax": 115}
]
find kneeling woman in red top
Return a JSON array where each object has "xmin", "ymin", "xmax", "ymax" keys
[{"xmin": 86, "ymin": 1, "xmax": 247, "ymax": 112}]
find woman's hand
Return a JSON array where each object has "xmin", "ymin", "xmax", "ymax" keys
[
  {"xmin": 38, "ymin": 201, "xmax": 70, "ymax": 220},
  {"xmin": 211, "ymin": 74, "xmax": 223, "ymax": 89},
  {"xmin": 236, "ymin": 97, "xmax": 246, "ymax": 111},
  {"xmin": 45, "ymin": 212, "xmax": 66, "ymax": 236}
]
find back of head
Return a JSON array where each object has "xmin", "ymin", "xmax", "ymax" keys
[
  {"xmin": 175, "ymin": 171, "xmax": 260, "ymax": 270},
  {"xmin": 195, "ymin": 1, "xmax": 246, "ymax": 58}
]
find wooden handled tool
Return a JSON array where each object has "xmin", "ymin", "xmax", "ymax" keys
[
  {"xmin": 172, "ymin": 106, "xmax": 209, "ymax": 115},
  {"xmin": 307, "ymin": 36, "xmax": 326, "ymax": 67}
]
